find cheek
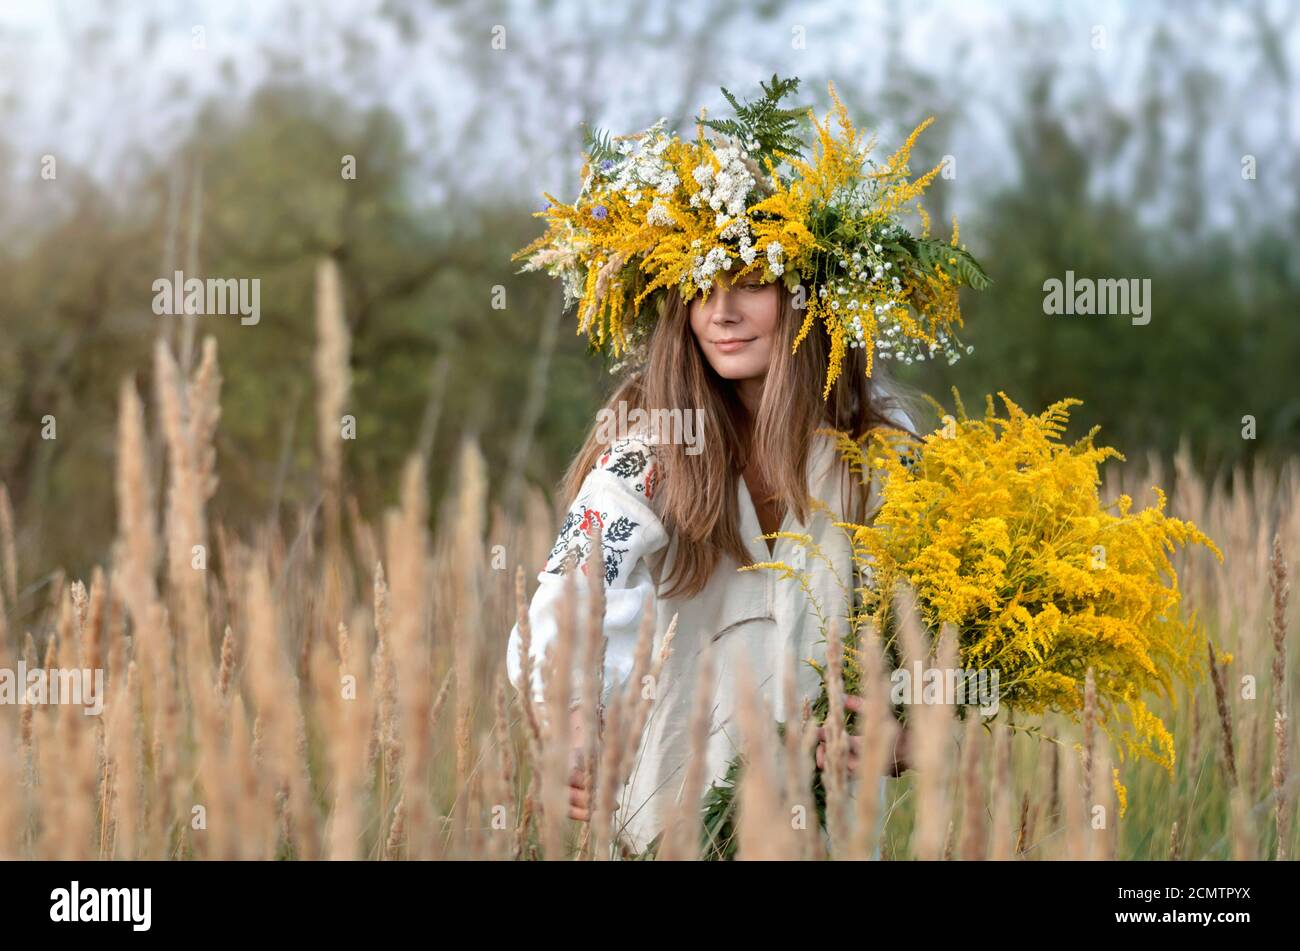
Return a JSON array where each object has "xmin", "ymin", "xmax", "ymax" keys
[
  {"xmin": 749, "ymin": 330, "xmax": 776, "ymax": 370},
  {"xmin": 736, "ymin": 298, "xmax": 779, "ymax": 370},
  {"xmin": 747, "ymin": 291, "xmax": 782, "ymax": 340},
  {"xmin": 688, "ymin": 303, "xmax": 711, "ymax": 343}
]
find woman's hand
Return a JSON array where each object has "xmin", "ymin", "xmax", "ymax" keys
[
  {"xmin": 565, "ymin": 704, "xmax": 605, "ymax": 822},
  {"xmin": 567, "ymin": 746, "xmax": 592, "ymax": 821},
  {"xmin": 814, "ymin": 695, "xmax": 911, "ymax": 777}
]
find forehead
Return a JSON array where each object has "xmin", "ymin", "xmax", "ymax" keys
[
  {"xmin": 713, "ymin": 269, "xmax": 768, "ymax": 289},
  {"xmin": 689, "ymin": 272, "xmax": 774, "ymax": 309}
]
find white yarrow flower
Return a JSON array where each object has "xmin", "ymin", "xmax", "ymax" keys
[{"xmin": 646, "ymin": 200, "xmax": 673, "ymax": 227}]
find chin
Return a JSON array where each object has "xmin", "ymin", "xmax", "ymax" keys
[{"xmin": 710, "ymin": 358, "xmax": 766, "ymax": 380}]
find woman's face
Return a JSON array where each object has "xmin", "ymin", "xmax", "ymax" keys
[{"xmin": 688, "ymin": 271, "xmax": 781, "ymax": 383}]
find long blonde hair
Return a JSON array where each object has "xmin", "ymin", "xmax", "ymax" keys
[{"xmin": 560, "ymin": 282, "xmax": 920, "ymax": 599}]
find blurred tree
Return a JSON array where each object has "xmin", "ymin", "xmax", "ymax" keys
[{"xmin": 0, "ymin": 0, "xmax": 1297, "ymax": 587}]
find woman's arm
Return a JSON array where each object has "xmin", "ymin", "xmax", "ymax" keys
[{"xmin": 506, "ymin": 433, "xmax": 667, "ymax": 713}]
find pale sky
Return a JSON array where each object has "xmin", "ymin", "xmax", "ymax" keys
[{"xmin": 1, "ymin": 0, "xmax": 1296, "ymax": 234}]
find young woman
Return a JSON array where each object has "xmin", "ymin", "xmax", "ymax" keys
[{"xmin": 506, "ymin": 265, "xmax": 921, "ymax": 856}]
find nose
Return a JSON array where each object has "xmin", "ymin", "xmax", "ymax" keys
[{"xmin": 701, "ymin": 284, "xmax": 741, "ymax": 324}]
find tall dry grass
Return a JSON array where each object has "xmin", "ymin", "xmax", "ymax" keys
[{"xmin": 0, "ymin": 259, "xmax": 1296, "ymax": 860}]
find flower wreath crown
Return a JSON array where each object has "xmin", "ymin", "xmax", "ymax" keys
[{"xmin": 512, "ymin": 73, "xmax": 990, "ymax": 398}]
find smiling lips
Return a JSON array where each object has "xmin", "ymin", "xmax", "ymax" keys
[{"xmin": 713, "ymin": 337, "xmax": 756, "ymax": 353}]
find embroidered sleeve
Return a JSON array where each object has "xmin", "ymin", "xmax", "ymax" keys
[
  {"xmin": 542, "ymin": 434, "xmax": 662, "ymax": 584},
  {"xmin": 507, "ymin": 435, "xmax": 667, "ymax": 708}
]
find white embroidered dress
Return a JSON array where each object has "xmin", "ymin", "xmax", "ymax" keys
[{"xmin": 506, "ymin": 409, "xmax": 915, "ymax": 855}]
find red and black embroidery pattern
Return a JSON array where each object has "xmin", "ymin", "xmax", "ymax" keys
[
  {"xmin": 641, "ymin": 462, "xmax": 660, "ymax": 500},
  {"xmin": 595, "ymin": 437, "xmax": 660, "ymax": 501},
  {"xmin": 544, "ymin": 505, "xmax": 640, "ymax": 585}
]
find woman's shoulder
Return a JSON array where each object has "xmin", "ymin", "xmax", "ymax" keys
[
  {"xmin": 816, "ymin": 405, "xmax": 921, "ymax": 475},
  {"xmin": 586, "ymin": 429, "xmax": 662, "ymax": 504},
  {"xmin": 878, "ymin": 400, "xmax": 918, "ymax": 437},
  {"xmin": 544, "ymin": 428, "xmax": 667, "ymax": 582},
  {"xmin": 876, "ymin": 405, "xmax": 921, "ymax": 472}
]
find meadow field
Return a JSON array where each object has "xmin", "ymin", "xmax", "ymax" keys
[{"xmin": 0, "ymin": 260, "xmax": 1292, "ymax": 861}]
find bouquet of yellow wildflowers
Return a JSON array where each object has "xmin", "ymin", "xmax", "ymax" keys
[
  {"xmin": 829, "ymin": 390, "xmax": 1223, "ymax": 772},
  {"xmin": 512, "ymin": 74, "xmax": 989, "ymax": 396}
]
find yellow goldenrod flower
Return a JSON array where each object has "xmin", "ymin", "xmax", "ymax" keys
[{"xmin": 831, "ymin": 390, "xmax": 1223, "ymax": 774}]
